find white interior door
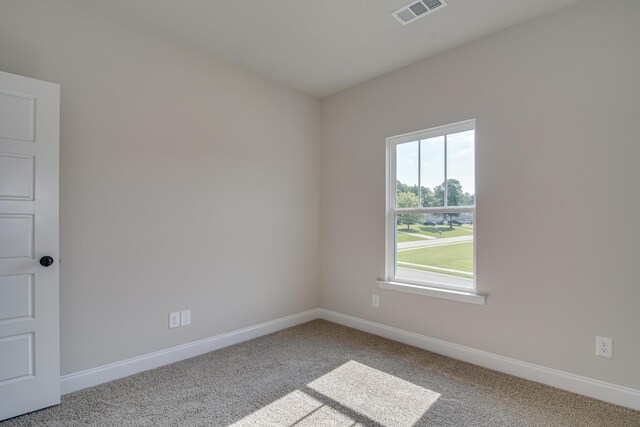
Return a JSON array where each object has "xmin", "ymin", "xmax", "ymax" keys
[{"xmin": 0, "ymin": 71, "xmax": 60, "ymax": 421}]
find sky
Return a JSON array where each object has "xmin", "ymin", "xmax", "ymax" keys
[{"xmin": 396, "ymin": 129, "xmax": 475, "ymax": 195}]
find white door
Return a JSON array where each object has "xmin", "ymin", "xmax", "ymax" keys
[{"xmin": 0, "ymin": 71, "xmax": 60, "ymax": 421}]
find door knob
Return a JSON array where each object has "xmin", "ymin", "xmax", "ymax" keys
[{"xmin": 39, "ymin": 256, "xmax": 54, "ymax": 267}]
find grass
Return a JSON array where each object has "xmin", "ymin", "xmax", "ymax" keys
[
  {"xmin": 398, "ymin": 264, "xmax": 472, "ymax": 279},
  {"xmin": 396, "ymin": 223, "xmax": 473, "ymax": 239},
  {"xmin": 397, "ymin": 242, "xmax": 474, "ymax": 278},
  {"xmin": 396, "ymin": 233, "xmax": 428, "ymax": 243}
]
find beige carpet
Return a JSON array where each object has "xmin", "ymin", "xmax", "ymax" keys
[{"xmin": 3, "ymin": 320, "xmax": 639, "ymax": 426}]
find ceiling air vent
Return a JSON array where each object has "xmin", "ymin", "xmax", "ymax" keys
[{"xmin": 392, "ymin": 0, "xmax": 447, "ymax": 25}]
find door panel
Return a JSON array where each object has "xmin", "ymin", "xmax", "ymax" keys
[
  {"xmin": 0, "ymin": 153, "xmax": 34, "ymax": 199},
  {"xmin": 0, "ymin": 90, "xmax": 35, "ymax": 142},
  {"xmin": 0, "ymin": 333, "xmax": 34, "ymax": 382},
  {"xmin": 0, "ymin": 71, "xmax": 59, "ymax": 421},
  {"xmin": 0, "ymin": 215, "xmax": 34, "ymax": 259},
  {"xmin": 0, "ymin": 275, "xmax": 34, "ymax": 321}
]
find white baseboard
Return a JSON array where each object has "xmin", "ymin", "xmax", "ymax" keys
[
  {"xmin": 317, "ymin": 308, "xmax": 640, "ymax": 411},
  {"xmin": 60, "ymin": 308, "xmax": 320, "ymax": 395},
  {"xmin": 60, "ymin": 307, "xmax": 640, "ymax": 412}
]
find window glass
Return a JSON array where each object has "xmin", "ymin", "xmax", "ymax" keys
[
  {"xmin": 395, "ymin": 212, "xmax": 474, "ymax": 288},
  {"xmin": 420, "ymin": 136, "xmax": 445, "ymax": 207},
  {"xmin": 396, "ymin": 141, "xmax": 419, "ymax": 208},
  {"xmin": 446, "ymin": 130, "xmax": 475, "ymax": 207}
]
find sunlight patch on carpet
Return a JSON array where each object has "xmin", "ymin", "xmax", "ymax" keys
[
  {"xmin": 231, "ymin": 360, "xmax": 439, "ymax": 426},
  {"xmin": 307, "ymin": 360, "xmax": 440, "ymax": 426},
  {"xmin": 229, "ymin": 389, "xmax": 357, "ymax": 426}
]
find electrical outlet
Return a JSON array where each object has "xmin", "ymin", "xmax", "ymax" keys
[
  {"xmin": 372, "ymin": 294, "xmax": 380, "ymax": 308},
  {"xmin": 180, "ymin": 309, "xmax": 191, "ymax": 326},
  {"xmin": 596, "ymin": 336, "xmax": 613, "ymax": 358},
  {"xmin": 169, "ymin": 312, "xmax": 180, "ymax": 329}
]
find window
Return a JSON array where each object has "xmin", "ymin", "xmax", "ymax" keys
[{"xmin": 384, "ymin": 120, "xmax": 480, "ymax": 301}]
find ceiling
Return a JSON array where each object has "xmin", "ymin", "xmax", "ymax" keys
[{"xmin": 82, "ymin": 0, "xmax": 582, "ymax": 97}]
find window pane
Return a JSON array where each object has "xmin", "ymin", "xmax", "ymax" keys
[
  {"xmin": 446, "ymin": 130, "xmax": 475, "ymax": 207},
  {"xmin": 420, "ymin": 136, "xmax": 445, "ymax": 207},
  {"xmin": 395, "ymin": 212, "xmax": 474, "ymax": 289},
  {"xmin": 396, "ymin": 141, "xmax": 419, "ymax": 208}
]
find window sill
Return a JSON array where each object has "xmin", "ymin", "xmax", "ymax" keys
[{"xmin": 377, "ymin": 280, "xmax": 486, "ymax": 305}]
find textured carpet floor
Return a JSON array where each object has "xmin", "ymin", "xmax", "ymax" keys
[{"xmin": 3, "ymin": 320, "xmax": 639, "ymax": 426}]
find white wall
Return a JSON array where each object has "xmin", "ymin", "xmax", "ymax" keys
[
  {"xmin": 0, "ymin": 0, "xmax": 320, "ymax": 375},
  {"xmin": 320, "ymin": 0, "xmax": 640, "ymax": 390},
  {"xmin": 1, "ymin": 0, "xmax": 638, "ymax": 394}
]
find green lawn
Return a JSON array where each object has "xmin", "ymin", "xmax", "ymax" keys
[
  {"xmin": 396, "ymin": 223, "xmax": 473, "ymax": 239},
  {"xmin": 396, "ymin": 233, "xmax": 428, "ymax": 243},
  {"xmin": 397, "ymin": 242, "xmax": 474, "ymax": 278}
]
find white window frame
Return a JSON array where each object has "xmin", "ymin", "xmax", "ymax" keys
[{"xmin": 380, "ymin": 119, "xmax": 485, "ymax": 305}]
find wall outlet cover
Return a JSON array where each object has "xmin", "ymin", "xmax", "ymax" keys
[
  {"xmin": 372, "ymin": 294, "xmax": 380, "ymax": 308},
  {"xmin": 596, "ymin": 336, "xmax": 613, "ymax": 358},
  {"xmin": 169, "ymin": 312, "xmax": 180, "ymax": 329},
  {"xmin": 180, "ymin": 309, "xmax": 191, "ymax": 326}
]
